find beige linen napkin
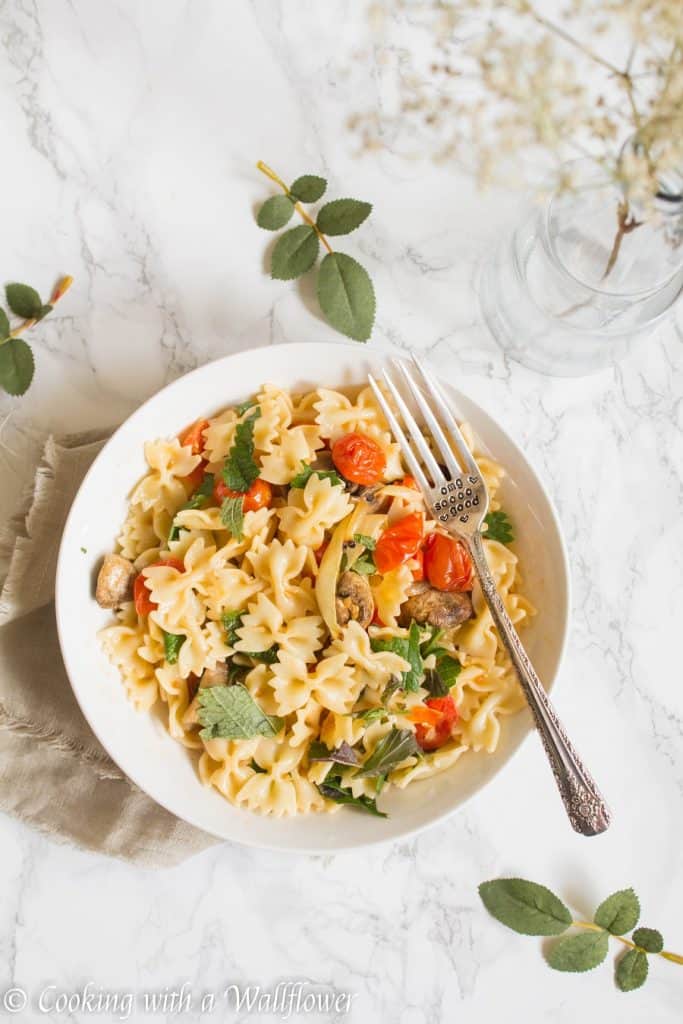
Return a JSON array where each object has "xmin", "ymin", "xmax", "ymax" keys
[{"xmin": 0, "ymin": 433, "xmax": 219, "ymax": 866}]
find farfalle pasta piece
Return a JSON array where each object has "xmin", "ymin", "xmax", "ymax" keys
[
  {"xmin": 277, "ymin": 474, "xmax": 352, "ymax": 548},
  {"xmin": 259, "ymin": 424, "xmax": 323, "ymax": 485},
  {"xmin": 130, "ymin": 438, "xmax": 200, "ymax": 514},
  {"xmin": 270, "ymin": 651, "xmax": 362, "ymax": 715},
  {"xmin": 244, "ymin": 538, "xmax": 316, "ymax": 618},
  {"xmin": 370, "ymin": 564, "xmax": 413, "ymax": 628},
  {"xmin": 329, "ymin": 620, "xmax": 409, "ymax": 689},
  {"xmin": 235, "ymin": 592, "xmax": 324, "ymax": 664}
]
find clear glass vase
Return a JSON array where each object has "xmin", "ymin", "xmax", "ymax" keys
[{"xmin": 480, "ymin": 161, "xmax": 683, "ymax": 376}]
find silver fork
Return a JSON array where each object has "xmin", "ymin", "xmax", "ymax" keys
[{"xmin": 368, "ymin": 355, "xmax": 611, "ymax": 836}]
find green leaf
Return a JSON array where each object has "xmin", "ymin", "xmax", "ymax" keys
[
  {"xmin": 221, "ymin": 609, "xmax": 243, "ymax": 647},
  {"xmin": 290, "ymin": 174, "xmax": 327, "ymax": 203},
  {"xmin": 353, "ymin": 533, "xmax": 376, "ymax": 551},
  {"xmin": 632, "ymin": 927, "xmax": 663, "ymax": 953},
  {"xmin": 435, "ymin": 654, "xmax": 462, "ymax": 688},
  {"xmin": 168, "ymin": 472, "xmax": 215, "ymax": 541},
  {"xmin": 484, "ymin": 510, "xmax": 515, "ymax": 544},
  {"xmin": 290, "ymin": 462, "xmax": 344, "ymax": 489},
  {"xmin": 36, "ymin": 303, "xmax": 53, "ymax": 321},
  {"xmin": 257, "ymin": 194, "xmax": 295, "ymax": 230},
  {"xmin": 317, "ymin": 773, "xmax": 387, "ymax": 817},
  {"xmin": 355, "ymin": 727, "xmax": 420, "ymax": 778},
  {"xmin": 245, "ymin": 644, "xmax": 279, "ymax": 664},
  {"xmin": 547, "ymin": 930, "xmax": 609, "ymax": 972},
  {"xmin": 196, "ymin": 684, "xmax": 283, "ymax": 741},
  {"xmin": 317, "ymin": 252, "xmax": 375, "ymax": 342},
  {"xmin": 371, "ymin": 621, "xmax": 424, "ymax": 692},
  {"xmin": 236, "ymin": 398, "xmax": 258, "ymax": 416},
  {"xmin": 223, "ymin": 409, "xmax": 261, "ymax": 491},
  {"xmin": 163, "ymin": 631, "xmax": 186, "ymax": 665},
  {"xmin": 0, "ymin": 338, "xmax": 35, "ymax": 396},
  {"xmin": 308, "ymin": 740, "xmax": 360, "ymax": 766},
  {"xmin": 271, "ymin": 225, "xmax": 319, "ymax": 281},
  {"xmin": 423, "ymin": 668, "xmax": 449, "ymax": 697},
  {"xmin": 220, "ymin": 496, "xmax": 245, "ymax": 540},
  {"xmin": 594, "ymin": 889, "xmax": 640, "ymax": 935},
  {"xmin": 616, "ymin": 949, "xmax": 649, "ymax": 992},
  {"xmin": 316, "ymin": 198, "xmax": 372, "ymax": 236},
  {"xmin": 478, "ymin": 879, "xmax": 572, "ymax": 936},
  {"xmin": 351, "ymin": 707, "xmax": 388, "ymax": 724},
  {"xmin": 0, "ymin": 308, "xmax": 10, "ymax": 338},
  {"xmin": 5, "ymin": 282, "xmax": 42, "ymax": 319},
  {"xmin": 351, "ymin": 553, "xmax": 376, "ymax": 575}
]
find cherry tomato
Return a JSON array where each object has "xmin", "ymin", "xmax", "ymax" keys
[
  {"xmin": 179, "ymin": 419, "xmax": 209, "ymax": 456},
  {"xmin": 134, "ymin": 558, "xmax": 184, "ymax": 617},
  {"xmin": 400, "ymin": 475, "xmax": 419, "ymax": 490},
  {"xmin": 371, "ymin": 608, "xmax": 386, "ymax": 627},
  {"xmin": 314, "ymin": 540, "xmax": 329, "ymax": 566},
  {"xmin": 213, "ymin": 477, "xmax": 272, "ymax": 512},
  {"xmin": 331, "ymin": 432, "xmax": 386, "ymax": 486},
  {"xmin": 414, "ymin": 695, "xmax": 459, "ymax": 751},
  {"xmin": 182, "ymin": 459, "xmax": 208, "ymax": 493},
  {"xmin": 374, "ymin": 512, "xmax": 423, "ymax": 574},
  {"xmin": 410, "ymin": 547, "xmax": 425, "ymax": 582},
  {"xmin": 423, "ymin": 533, "xmax": 473, "ymax": 592}
]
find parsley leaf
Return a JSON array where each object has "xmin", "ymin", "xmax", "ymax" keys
[
  {"xmin": 222, "ymin": 409, "xmax": 261, "ymax": 491},
  {"xmin": 196, "ymin": 684, "xmax": 283, "ymax": 741},
  {"xmin": 221, "ymin": 495, "xmax": 245, "ymax": 539},
  {"xmin": 355, "ymin": 727, "xmax": 420, "ymax": 778},
  {"xmin": 308, "ymin": 740, "xmax": 360, "ymax": 766},
  {"xmin": 484, "ymin": 510, "xmax": 514, "ymax": 544},
  {"xmin": 353, "ymin": 533, "xmax": 376, "ymax": 550},
  {"xmin": 371, "ymin": 621, "xmax": 424, "ymax": 692},
  {"xmin": 163, "ymin": 631, "xmax": 186, "ymax": 665},
  {"xmin": 168, "ymin": 472, "xmax": 215, "ymax": 542},
  {"xmin": 290, "ymin": 462, "xmax": 344, "ymax": 489},
  {"xmin": 317, "ymin": 771, "xmax": 387, "ymax": 817}
]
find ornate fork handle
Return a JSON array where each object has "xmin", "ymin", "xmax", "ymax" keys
[{"xmin": 468, "ymin": 533, "xmax": 611, "ymax": 836}]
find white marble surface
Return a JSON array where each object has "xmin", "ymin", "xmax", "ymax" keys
[{"xmin": 0, "ymin": 2, "xmax": 681, "ymax": 1022}]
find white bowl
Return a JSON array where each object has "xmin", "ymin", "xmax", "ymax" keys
[{"xmin": 56, "ymin": 342, "xmax": 570, "ymax": 852}]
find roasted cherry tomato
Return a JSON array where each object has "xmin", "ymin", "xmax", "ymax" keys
[
  {"xmin": 213, "ymin": 477, "xmax": 272, "ymax": 512},
  {"xmin": 410, "ymin": 546, "xmax": 425, "ymax": 581},
  {"xmin": 314, "ymin": 540, "xmax": 329, "ymax": 566},
  {"xmin": 413, "ymin": 695, "xmax": 458, "ymax": 751},
  {"xmin": 331, "ymin": 432, "xmax": 386, "ymax": 486},
  {"xmin": 423, "ymin": 533, "xmax": 473, "ymax": 592},
  {"xmin": 374, "ymin": 512, "xmax": 423, "ymax": 574},
  {"xmin": 182, "ymin": 459, "xmax": 208, "ymax": 493},
  {"xmin": 179, "ymin": 418, "xmax": 209, "ymax": 455},
  {"xmin": 400, "ymin": 475, "xmax": 419, "ymax": 490},
  {"xmin": 134, "ymin": 558, "xmax": 184, "ymax": 617},
  {"xmin": 371, "ymin": 607, "xmax": 386, "ymax": 627}
]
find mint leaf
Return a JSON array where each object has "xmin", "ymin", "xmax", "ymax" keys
[
  {"xmin": 271, "ymin": 225, "xmax": 319, "ymax": 280},
  {"xmin": 196, "ymin": 684, "xmax": 283, "ymax": 741},
  {"xmin": 435, "ymin": 654, "xmax": 461, "ymax": 688},
  {"xmin": 616, "ymin": 949, "xmax": 649, "ymax": 991},
  {"xmin": 316, "ymin": 198, "xmax": 372, "ymax": 236},
  {"xmin": 594, "ymin": 889, "xmax": 640, "ymax": 935},
  {"xmin": 547, "ymin": 931, "xmax": 609, "ymax": 972},
  {"xmin": 290, "ymin": 174, "xmax": 327, "ymax": 203},
  {"xmin": 308, "ymin": 740, "xmax": 360, "ymax": 766},
  {"xmin": 632, "ymin": 927, "xmax": 663, "ymax": 953},
  {"xmin": 0, "ymin": 338, "xmax": 35, "ymax": 396},
  {"xmin": 0, "ymin": 309, "xmax": 9, "ymax": 338},
  {"xmin": 317, "ymin": 252, "xmax": 375, "ymax": 342},
  {"xmin": 223, "ymin": 409, "xmax": 261, "ymax": 491},
  {"xmin": 420, "ymin": 626, "xmax": 445, "ymax": 659},
  {"xmin": 351, "ymin": 707, "xmax": 388, "ymax": 723},
  {"xmin": 484, "ymin": 510, "xmax": 514, "ymax": 544},
  {"xmin": 168, "ymin": 472, "xmax": 215, "ymax": 541},
  {"xmin": 423, "ymin": 668, "xmax": 449, "ymax": 697},
  {"xmin": 5, "ymin": 282, "xmax": 42, "ymax": 319},
  {"xmin": 163, "ymin": 631, "xmax": 185, "ymax": 665},
  {"xmin": 290, "ymin": 462, "xmax": 344, "ymax": 488},
  {"xmin": 351, "ymin": 553, "xmax": 376, "ymax": 575},
  {"xmin": 221, "ymin": 496, "xmax": 245, "ymax": 539},
  {"xmin": 353, "ymin": 533, "xmax": 376, "ymax": 550},
  {"xmin": 371, "ymin": 621, "xmax": 423, "ymax": 692},
  {"xmin": 245, "ymin": 644, "xmax": 279, "ymax": 664},
  {"xmin": 257, "ymin": 194, "xmax": 294, "ymax": 230},
  {"xmin": 478, "ymin": 879, "xmax": 572, "ymax": 936},
  {"xmin": 221, "ymin": 609, "xmax": 243, "ymax": 646},
  {"xmin": 355, "ymin": 727, "xmax": 420, "ymax": 778},
  {"xmin": 236, "ymin": 398, "xmax": 258, "ymax": 416},
  {"xmin": 317, "ymin": 773, "xmax": 387, "ymax": 817}
]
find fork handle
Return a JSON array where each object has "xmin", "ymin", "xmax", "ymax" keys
[{"xmin": 467, "ymin": 533, "xmax": 611, "ymax": 836}]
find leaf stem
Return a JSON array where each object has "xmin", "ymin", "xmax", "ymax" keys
[
  {"xmin": 256, "ymin": 160, "xmax": 333, "ymax": 254},
  {"xmin": 572, "ymin": 922, "xmax": 683, "ymax": 965},
  {"xmin": 9, "ymin": 275, "xmax": 73, "ymax": 339}
]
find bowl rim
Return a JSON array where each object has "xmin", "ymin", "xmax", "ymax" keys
[{"xmin": 55, "ymin": 341, "xmax": 571, "ymax": 853}]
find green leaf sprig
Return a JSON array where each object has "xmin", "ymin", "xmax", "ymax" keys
[
  {"xmin": 255, "ymin": 161, "xmax": 375, "ymax": 342},
  {"xmin": 0, "ymin": 276, "xmax": 73, "ymax": 396},
  {"xmin": 478, "ymin": 878, "xmax": 683, "ymax": 992}
]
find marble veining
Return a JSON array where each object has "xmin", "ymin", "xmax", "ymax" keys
[{"xmin": 0, "ymin": 2, "xmax": 681, "ymax": 1022}]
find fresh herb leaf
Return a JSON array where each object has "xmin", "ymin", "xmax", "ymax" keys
[
  {"xmin": 220, "ymin": 495, "xmax": 245, "ymax": 539},
  {"xmin": 168, "ymin": 472, "xmax": 215, "ymax": 541},
  {"xmin": 0, "ymin": 338, "xmax": 35, "ymax": 396},
  {"xmin": 0, "ymin": 309, "xmax": 9, "ymax": 339},
  {"xmin": 355, "ymin": 727, "xmax": 420, "ymax": 778},
  {"xmin": 245, "ymin": 644, "xmax": 279, "ymax": 664},
  {"xmin": 317, "ymin": 773, "xmax": 387, "ymax": 817},
  {"xmin": 223, "ymin": 409, "xmax": 261, "ymax": 491},
  {"xmin": 351, "ymin": 553, "xmax": 376, "ymax": 575},
  {"xmin": 290, "ymin": 462, "xmax": 344, "ymax": 489},
  {"xmin": 289, "ymin": 174, "xmax": 327, "ymax": 203},
  {"xmin": 257, "ymin": 194, "xmax": 294, "ymax": 230},
  {"xmin": 632, "ymin": 927, "xmax": 663, "ymax": 953},
  {"xmin": 353, "ymin": 533, "xmax": 376, "ymax": 550},
  {"xmin": 227, "ymin": 661, "xmax": 249, "ymax": 685},
  {"xmin": 371, "ymin": 621, "xmax": 424, "ymax": 692},
  {"xmin": 420, "ymin": 626, "xmax": 445, "ymax": 659},
  {"xmin": 478, "ymin": 879, "xmax": 572, "ymax": 936},
  {"xmin": 351, "ymin": 707, "xmax": 388, "ymax": 724},
  {"xmin": 423, "ymin": 668, "xmax": 450, "ymax": 697},
  {"xmin": 271, "ymin": 225, "xmax": 319, "ymax": 280},
  {"xmin": 196, "ymin": 684, "xmax": 283, "ymax": 741},
  {"xmin": 375, "ymin": 773, "xmax": 387, "ymax": 794},
  {"xmin": 316, "ymin": 198, "xmax": 372, "ymax": 236},
  {"xmin": 594, "ymin": 889, "xmax": 640, "ymax": 935},
  {"xmin": 381, "ymin": 676, "xmax": 402, "ymax": 703},
  {"xmin": 483, "ymin": 510, "xmax": 514, "ymax": 544},
  {"xmin": 317, "ymin": 251, "xmax": 375, "ymax": 342},
  {"xmin": 163, "ymin": 631, "xmax": 186, "ymax": 665},
  {"xmin": 250, "ymin": 758, "xmax": 267, "ymax": 773},
  {"xmin": 221, "ymin": 610, "xmax": 243, "ymax": 646},
  {"xmin": 308, "ymin": 740, "xmax": 360, "ymax": 766},
  {"xmin": 547, "ymin": 931, "xmax": 609, "ymax": 973},
  {"xmin": 5, "ymin": 282, "xmax": 42, "ymax": 319},
  {"xmin": 236, "ymin": 398, "xmax": 258, "ymax": 416},
  {"xmin": 435, "ymin": 654, "xmax": 462, "ymax": 688},
  {"xmin": 616, "ymin": 949, "xmax": 649, "ymax": 991}
]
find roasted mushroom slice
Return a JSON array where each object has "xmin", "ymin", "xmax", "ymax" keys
[
  {"xmin": 95, "ymin": 553, "xmax": 137, "ymax": 609},
  {"xmin": 399, "ymin": 581, "xmax": 473, "ymax": 630},
  {"xmin": 335, "ymin": 570, "xmax": 374, "ymax": 630}
]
